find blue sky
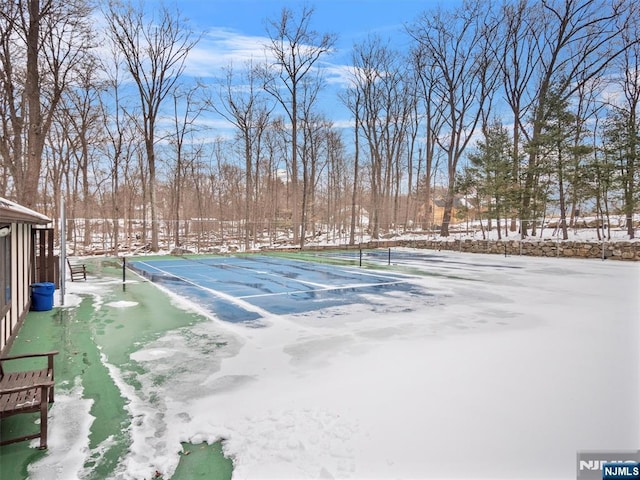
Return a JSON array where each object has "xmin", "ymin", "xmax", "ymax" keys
[
  {"xmin": 176, "ymin": 0, "xmax": 450, "ymax": 48},
  {"xmin": 175, "ymin": 0, "xmax": 457, "ymax": 76},
  {"xmin": 142, "ymin": 0, "xmax": 462, "ymax": 141}
]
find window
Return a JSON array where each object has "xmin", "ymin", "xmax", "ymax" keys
[{"xmin": 0, "ymin": 233, "xmax": 10, "ymax": 316}]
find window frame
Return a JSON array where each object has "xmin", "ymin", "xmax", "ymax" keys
[{"xmin": 0, "ymin": 233, "xmax": 11, "ymax": 318}]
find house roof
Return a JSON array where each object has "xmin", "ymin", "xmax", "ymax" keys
[{"xmin": 0, "ymin": 197, "xmax": 51, "ymax": 225}]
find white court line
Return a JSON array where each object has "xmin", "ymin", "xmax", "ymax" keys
[
  {"xmin": 133, "ymin": 261, "xmax": 272, "ymax": 318},
  {"xmin": 231, "ymin": 256, "xmax": 410, "ymax": 285},
  {"xmin": 234, "ymin": 261, "xmax": 413, "ymax": 292},
  {"xmin": 165, "ymin": 260, "xmax": 402, "ymax": 290},
  {"xmin": 154, "ymin": 255, "xmax": 408, "ymax": 283},
  {"xmin": 134, "ymin": 259, "xmax": 412, "ymax": 302},
  {"xmin": 237, "ymin": 280, "xmax": 407, "ymax": 299}
]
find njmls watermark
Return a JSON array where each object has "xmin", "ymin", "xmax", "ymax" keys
[{"xmin": 577, "ymin": 450, "xmax": 640, "ymax": 479}]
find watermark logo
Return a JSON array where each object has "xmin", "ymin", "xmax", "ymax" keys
[{"xmin": 577, "ymin": 451, "xmax": 640, "ymax": 479}]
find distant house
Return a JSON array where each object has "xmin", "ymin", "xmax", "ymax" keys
[
  {"xmin": 417, "ymin": 193, "xmax": 474, "ymax": 229},
  {"xmin": 0, "ymin": 197, "xmax": 51, "ymax": 354}
]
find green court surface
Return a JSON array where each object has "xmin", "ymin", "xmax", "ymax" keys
[{"xmin": 0, "ymin": 258, "xmax": 233, "ymax": 480}]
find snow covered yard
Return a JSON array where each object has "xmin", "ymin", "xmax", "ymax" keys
[{"xmin": 31, "ymin": 250, "xmax": 639, "ymax": 479}]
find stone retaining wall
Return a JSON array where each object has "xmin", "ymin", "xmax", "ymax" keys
[
  {"xmin": 299, "ymin": 239, "xmax": 640, "ymax": 261},
  {"xmin": 350, "ymin": 239, "xmax": 640, "ymax": 261}
]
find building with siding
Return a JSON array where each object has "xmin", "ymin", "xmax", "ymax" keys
[{"xmin": 0, "ymin": 197, "xmax": 51, "ymax": 354}]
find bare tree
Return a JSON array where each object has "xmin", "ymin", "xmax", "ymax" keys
[
  {"xmin": 610, "ymin": 8, "xmax": 639, "ymax": 239},
  {"xmin": 403, "ymin": 75, "xmax": 422, "ymax": 231},
  {"xmin": 410, "ymin": 46, "xmax": 445, "ymax": 232},
  {"xmin": 567, "ymin": 75, "xmax": 603, "ymax": 231},
  {"xmin": 62, "ymin": 54, "xmax": 103, "ymax": 247},
  {"xmin": 99, "ymin": 45, "xmax": 139, "ymax": 255},
  {"xmin": 347, "ymin": 35, "xmax": 410, "ymax": 239},
  {"xmin": 298, "ymin": 78, "xmax": 331, "ymax": 243},
  {"xmin": 339, "ymin": 85, "xmax": 363, "ymax": 245},
  {"xmin": 105, "ymin": 0, "xmax": 198, "ymax": 251},
  {"xmin": 518, "ymin": 0, "xmax": 634, "ymax": 237},
  {"xmin": 214, "ymin": 63, "xmax": 272, "ymax": 250},
  {"xmin": 494, "ymin": 0, "xmax": 537, "ymax": 233},
  {"xmin": 260, "ymin": 117, "xmax": 292, "ymax": 243},
  {"xmin": 0, "ymin": 0, "xmax": 92, "ymax": 207},
  {"xmin": 262, "ymin": 5, "xmax": 336, "ymax": 247},
  {"xmin": 322, "ymin": 128, "xmax": 348, "ymax": 242},
  {"xmin": 169, "ymin": 83, "xmax": 207, "ymax": 249},
  {"xmin": 408, "ymin": 0, "xmax": 495, "ymax": 236},
  {"xmin": 43, "ymin": 109, "xmax": 72, "ymax": 226},
  {"xmin": 347, "ymin": 36, "xmax": 384, "ymax": 240}
]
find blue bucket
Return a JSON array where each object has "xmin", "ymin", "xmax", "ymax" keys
[{"xmin": 31, "ymin": 282, "xmax": 55, "ymax": 311}]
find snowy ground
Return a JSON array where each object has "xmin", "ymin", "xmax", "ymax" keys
[{"xmin": 31, "ymin": 250, "xmax": 639, "ymax": 479}]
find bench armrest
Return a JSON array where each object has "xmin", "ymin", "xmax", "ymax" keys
[
  {"xmin": 0, "ymin": 351, "xmax": 59, "ymax": 362},
  {"xmin": 0, "ymin": 352, "xmax": 59, "ymax": 378}
]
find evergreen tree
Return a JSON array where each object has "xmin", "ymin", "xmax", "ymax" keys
[
  {"xmin": 602, "ymin": 109, "xmax": 639, "ymax": 239},
  {"xmin": 526, "ymin": 87, "xmax": 591, "ymax": 240},
  {"xmin": 466, "ymin": 119, "xmax": 513, "ymax": 239},
  {"xmin": 584, "ymin": 139, "xmax": 615, "ymax": 240}
]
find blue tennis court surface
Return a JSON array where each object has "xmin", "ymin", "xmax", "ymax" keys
[{"xmin": 128, "ymin": 255, "xmax": 426, "ymax": 323}]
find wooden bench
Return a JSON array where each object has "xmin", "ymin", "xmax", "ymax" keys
[
  {"xmin": 0, "ymin": 351, "xmax": 59, "ymax": 449},
  {"xmin": 67, "ymin": 258, "xmax": 87, "ymax": 281}
]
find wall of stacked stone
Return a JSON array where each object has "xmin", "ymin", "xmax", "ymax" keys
[{"xmin": 357, "ymin": 239, "xmax": 640, "ymax": 261}]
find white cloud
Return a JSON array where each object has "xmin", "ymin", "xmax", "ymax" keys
[{"xmin": 185, "ymin": 28, "xmax": 272, "ymax": 78}]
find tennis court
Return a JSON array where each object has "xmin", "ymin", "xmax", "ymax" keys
[
  {"xmin": 127, "ymin": 252, "xmax": 429, "ymax": 322},
  {"xmin": 43, "ymin": 248, "xmax": 635, "ymax": 480}
]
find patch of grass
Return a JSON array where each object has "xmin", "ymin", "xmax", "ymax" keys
[{"xmin": 171, "ymin": 441, "xmax": 233, "ymax": 479}]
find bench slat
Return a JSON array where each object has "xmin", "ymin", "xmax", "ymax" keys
[
  {"xmin": 1, "ymin": 369, "xmax": 50, "ymax": 388},
  {"xmin": 0, "ymin": 388, "xmax": 42, "ymax": 415},
  {"xmin": 0, "ymin": 352, "xmax": 58, "ymax": 449}
]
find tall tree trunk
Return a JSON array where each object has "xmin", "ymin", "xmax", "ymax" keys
[
  {"xmin": 349, "ymin": 110, "xmax": 360, "ymax": 246},
  {"xmin": 145, "ymin": 135, "xmax": 158, "ymax": 250},
  {"xmin": 558, "ymin": 151, "xmax": 568, "ymax": 240},
  {"xmin": 624, "ymin": 109, "xmax": 636, "ymax": 239},
  {"xmin": 23, "ymin": 0, "xmax": 43, "ymax": 208}
]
